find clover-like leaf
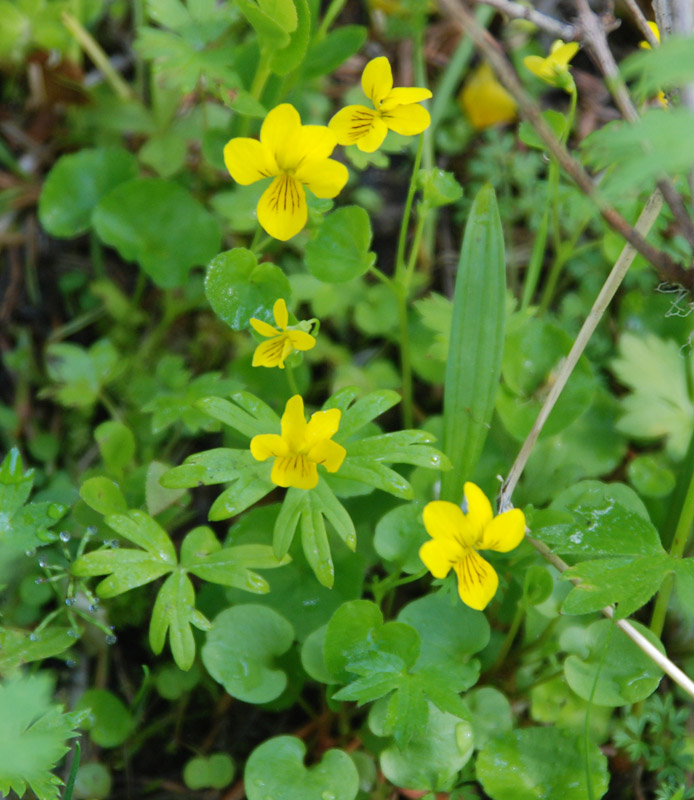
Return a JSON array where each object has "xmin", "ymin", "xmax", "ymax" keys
[
  {"xmin": 45, "ymin": 340, "xmax": 122, "ymax": 409},
  {"xmin": 245, "ymin": 736, "xmax": 359, "ymax": 800},
  {"xmin": 202, "ymin": 605, "xmax": 294, "ymax": 703}
]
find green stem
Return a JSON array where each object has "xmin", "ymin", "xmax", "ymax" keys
[
  {"xmin": 238, "ymin": 52, "xmax": 272, "ymax": 138},
  {"xmin": 315, "ymin": 0, "xmax": 347, "ymax": 40},
  {"xmin": 521, "ymin": 209, "xmax": 550, "ymax": 311},
  {"xmin": 397, "ymin": 287, "xmax": 414, "ymax": 429},
  {"xmin": 650, "ymin": 461, "xmax": 694, "ymax": 638},
  {"xmin": 285, "ymin": 365, "xmax": 299, "ymax": 396},
  {"xmin": 368, "ymin": 264, "xmax": 393, "ymax": 288},
  {"xmin": 403, "ymin": 211, "xmax": 427, "ymax": 290},
  {"xmin": 394, "ymin": 134, "xmax": 424, "ymax": 280},
  {"xmin": 492, "ymin": 603, "xmax": 525, "ymax": 671}
]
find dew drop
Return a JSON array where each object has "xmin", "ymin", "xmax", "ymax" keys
[
  {"xmin": 59, "ymin": 531, "xmax": 71, "ymax": 543},
  {"xmin": 25, "ymin": 548, "xmax": 36, "ymax": 557},
  {"xmin": 65, "ymin": 597, "xmax": 76, "ymax": 607},
  {"xmin": 65, "ymin": 659, "xmax": 78, "ymax": 669},
  {"xmin": 254, "ymin": 779, "xmax": 265, "ymax": 788},
  {"xmin": 321, "ymin": 792, "xmax": 335, "ymax": 800},
  {"xmin": 38, "ymin": 558, "xmax": 48, "ymax": 568},
  {"xmin": 29, "ymin": 633, "xmax": 40, "ymax": 642},
  {"xmin": 105, "ymin": 634, "xmax": 117, "ymax": 645},
  {"xmin": 89, "ymin": 602, "xmax": 100, "ymax": 612},
  {"xmin": 35, "ymin": 577, "xmax": 45, "ymax": 584},
  {"xmin": 68, "ymin": 629, "xmax": 81, "ymax": 638}
]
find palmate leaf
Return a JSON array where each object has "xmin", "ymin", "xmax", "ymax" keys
[
  {"xmin": 0, "ymin": 673, "xmax": 80, "ymax": 800},
  {"xmin": 73, "ymin": 500, "xmax": 289, "ymax": 669}
]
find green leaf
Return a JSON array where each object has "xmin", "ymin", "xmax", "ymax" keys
[
  {"xmin": 610, "ymin": 332, "xmax": 694, "ymax": 460},
  {"xmin": 302, "ymin": 25, "xmax": 367, "ymax": 79},
  {"xmin": 150, "ymin": 571, "xmax": 211, "ymax": 670},
  {"xmin": 0, "ymin": 449, "xmax": 67, "ymax": 554},
  {"xmin": 563, "ymin": 619, "xmax": 664, "ymax": 706},
  {"xmin": 441, "ymin": 184, "xmax": 506, "ymax": 504},
  {"xmin": 236, "ymin": 0, "xmax": 290, "ymax": 49},
  {"xmin": 332, "ymin": 389, "xmax": 400, "ymax": 439},
  {"xmin": 74, "ymin": 689, "xmax": 134, "ymax": 748},
  {"xmin": 245, "ymin": 736, "xmax": 359, "ymax": 800},
  {"xmin": 414, "ymin": 292, "xmax": 452, "ymax": 362},
  {"xmin": 0, "ymin": 627, "xmax": 76, "ymax": 675},
  {"xmin": 138, "ymin": 130, "xmax": 188, "ymax": 178},
  {"xmin": 0, "ymin": 673, "xmax": 80, "ymax": 800},
  {"xmin": 162, "ymin": 449, "xmax": 247, "ymax": 490},
  {"xmin": 627, "ymin": 454, "xmax": 675, "ymax": 498},
  {"xmin": 38, "ymin": 147, "xmax": 139, "ymax": 237},
  {"xmin": 94, "ymin": 421, "xmax": 135, "ymax": 476},
  {"xmin": 497, "ymin": 317, "xmax": 596, "ymax": 442},
  {"xmin": 374, "ymin": 502, "xmax": 428, "ymax": 574},
  {"xmin": 268, "ymin": 0, "xmax": 310, "ymax": 75},
  {"xmin": 183, "ymin": 754, "xmax": 235, "ymax": 790},
  {"xmin": 93, "ymin": 178, "xmax": 221, "ymax": 288},
  {"xmin": 522, "ymin": 565, "xmax": 554, "ymax": 607},
  {"xmin": 476, "ymin": 727, "xmax": 609, "ymax": 800},
  {"xmin": 621, "ymin": 35, "xmax": 694, "ymax": 97},
  {"xmin": 79, "ymin": 477, "xmax": 128, "ymax": 516},
  {"xmin": 464, "ymin": 687, "xmax": 512, "ymax": 750},
  {"xmin": 105, "ymin": 510, "xmax": 177, "ymax": 562},
  {"xmin": 518, "ymin": 109, "xmax": 567, "ymax": 150},
  {"xmin": 562, "ymin": 554, "xmax": 672, "ymax": 618},
  {"xmin": 202, "ymin": 605, "xmax": 294, "ymax": 703},
  {"xmin": 45, "ymin": 340, "xmax": 121, "ymax": 408},
  {"xmin": 71, "ymin": 548, "xmax": 173, "ymax": 598},
  {"xmin": 181, "ymin": 525, "xmax": 289, "ymax": 592},
  {"xmin": 208, "ymin": 462, "xmax": 274, "ymax": 521},
  {"xmin": 417, "ymin": 168, "xmax": 463, "ymax": 209},
  {"xmin": 205, "ymin": 248, "xmax": 291, "ymax": 330},
  {"xmin": 305, "ymin": 207, "xmax": 376, "ymax": 283},
  {"xmin": 146, "ymin": 460, "xmax": 188, "ymax": 516},
  {"xmin": 371, "ymin": 702, "xmax": 473, "ymax": 793}
]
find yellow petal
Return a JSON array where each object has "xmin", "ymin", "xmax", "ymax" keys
[
  {"xmin": 281, "ymin": 395, "xmax": 308, "ymax": 450},
  {"xmin": 283, "ymin": 124, "xmax": 337, "ymax": 170},
  {"xmin": 272, "ymin": 454, "xmax": 318, "ymax": 489},
  {"xmin": 252, "ymin": 335, "xmax": 292, "ymax": 368},
  {"xmin": 462, "ymin": 482, "xmax": 493, "ymax": 542},
  {"xmin": 295, "ymin": 157, "xmax": 349, "ymax": 198},
  {"xmin": 305, "ymin": 408, "xmax": 341, "ymax": 447},
  {"xmin": 223, "ymin": 137, "xmax": 276, "ymax": 185},
  {"xmin": 454, "ymin": 550, "xmax": 498, "ymax": 610},
  {"xmin": 419, "ymin": 537, "xmax": 460, "ymax": 579},
  {"xmin": 381, "ymin": 103, "xmax": 431, "ymax": 136},
  {"xmin": 356, "ymin": 118, "xmax": 389, "ymax": 152},
  {"xmin": 380, "ymin": 87, "xmax": 432, "ymax": 111},
  {"xmin": 422, "ymin": 501, "xmax": 476, "ymax": 547},
  {"xmin": 287, "ymin": 329, "xmax": 316, "ymax": 352},
  {"xmin": 362, "ymin": 56, "xmax": 393, "ymax": 107},
  {"xmin": 273, "ymin": 298, "xmax": 288, "ymax": 330},
  {"xmin": 257, "ymin": 174, "xmax": 307, "ymax": 241},
  {"xmin": 549, "ymin": 40, "xmax": 579, "ymax": 66},
  {"xmin": 260, "ymin": 104, "xmax": 301, "ymax": 164},
  {"xmin": 250, "ymin": 433, "xmax": 288, "ymax": 461},
  {"xmin": 329, "ymin": 105, "xmax": 380, "ymax": 146},
  {"xmin": 250, "ymin": 317, "xmax": 280, "ymax": 338},
  {"xmin": 308, "ymin": 439, "xmax": 346, "ymax": 473},
  {"xmin": 459, "ymin": 63, "xmax": 517, "ymax": 130},
  {"xmin": 640, "ymin": 21, "xmax": 660, "ymax": 49},
  {"xmin": 479, "ymin": 508, "xmax": 526, "ymax": 553},
  {"xmin": 523, "ymin": 55, "xmax": 552, "ymax": 81}
]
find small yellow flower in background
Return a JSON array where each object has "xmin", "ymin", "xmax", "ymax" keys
[
  {"xmin": 524, "ymin": 39, "xmax": 579, "ymax": 93},
  {"xmin": 223, "ymin": 104, "xmax": 348, "ymax": 242},
  {"xmin": 639, "ymin": 21, "xmax": 660, "ymax": 49},
  {"xmin": 459, "ymin": 62, "xmax": 518, "ymax": 130},
  {"xmin": 250, "ymin": 395, "xmax": 346, "ymax": 490},
  {"xmin": 419, "ymin": 482, "xmax": 525, "ymax": 611},
  {"xmin": 250, "ymin": 299, "xmax": 316, "ymax": 369},
  {"xmin": 329, "ymin": 56, "xmax": 432, "ymax": 153}
]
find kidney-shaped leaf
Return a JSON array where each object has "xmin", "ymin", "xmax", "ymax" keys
[
  {"xmin": 202, "ymin": 605, "xmax": 294, "ymax": 703},
  {"xmin": 245, "ymin": 736, "xmax": 359, "ymax": 800},
  {"xmin": 93, "ymin": 178, "xmax": 221, "ymax": 288}
]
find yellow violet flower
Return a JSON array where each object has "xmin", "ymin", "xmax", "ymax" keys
[
  {"xmin": 223, "ymin": 104, "xmax": 348, "ymax": 242},
  {"xmin": 459, "ymin": 62, "xmax": 517, "ymax": 130},
  {"xmin": 250, "ymin": 299, "xmax": 316, "ymax": 369},
  {"xmin": 639, "ymin": 21, "xmax": 660, "ymax": 49},
  {"xmin": 419, "ymin": 482, "xmax": 525, "ymax": 611},
  {"xmin": 524, "ymin": 40, "xmax": 579, "ymax": 93},
  {"xmin": 329, "ymin": 56, "xmax": 432, "ymax": 153},
  {"xmin": 250, "ymin": 395, "xmax": 346, "ymax": 490}
]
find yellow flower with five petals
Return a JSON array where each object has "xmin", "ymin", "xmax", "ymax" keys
[
  {"xmin": 223, "ymin": 104, "xmax": 348, "ymax": 241},
  {"xmin": 250, "ymin": 395, "xmax": 346, "ymax": 490},
  {"xmin": 524, "ymin": 40, "xmax": 579, "ymax": 93},
  {"xmin": 329, "ymin": 56, "xmax": 432, "ymax": 153},
  {"xmin": 250, "ymin": 299, "xmax": 316, "ymax": 369},
  {"xmin": 419, "ymin": 482, "xmax": 525, "ymax": 611}
]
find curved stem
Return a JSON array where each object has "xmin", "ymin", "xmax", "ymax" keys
[{"xmin": 394, "ymin": 135, "xmax": 424, "ymax": 281}]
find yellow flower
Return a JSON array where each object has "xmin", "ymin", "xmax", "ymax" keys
[
  {"xmin": 419, "ymin": 482, "xmax": 525, "ymax": 611},
  {"xmin": 250, "ymin": 299, "xmax": 316, "ymax": 369},
  {"xmin": 223, "ymin": 104, "xmax": 348, "ymax": 242},
  {"xmin": 329, "ymin": 56, "xmax": 432, "ymax": 153},
  {"xmin": 524, "ymin": 39, "xmax": 579, "ymax": 93},
  {"xmin": 639, "ymin": 21, "xmax": 660, "ymax": 49},
  {"xmin": 250, "ymin": 395, "xmax": 346, "ymax": 490},
  {"xmin": 459, "ymin": 62, "xmax": 518, "ymax": 130}
]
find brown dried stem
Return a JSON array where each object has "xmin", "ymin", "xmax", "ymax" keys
[{"xmin": 467, "ymin": 0, "xmax": 577, "ymax": 40}]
